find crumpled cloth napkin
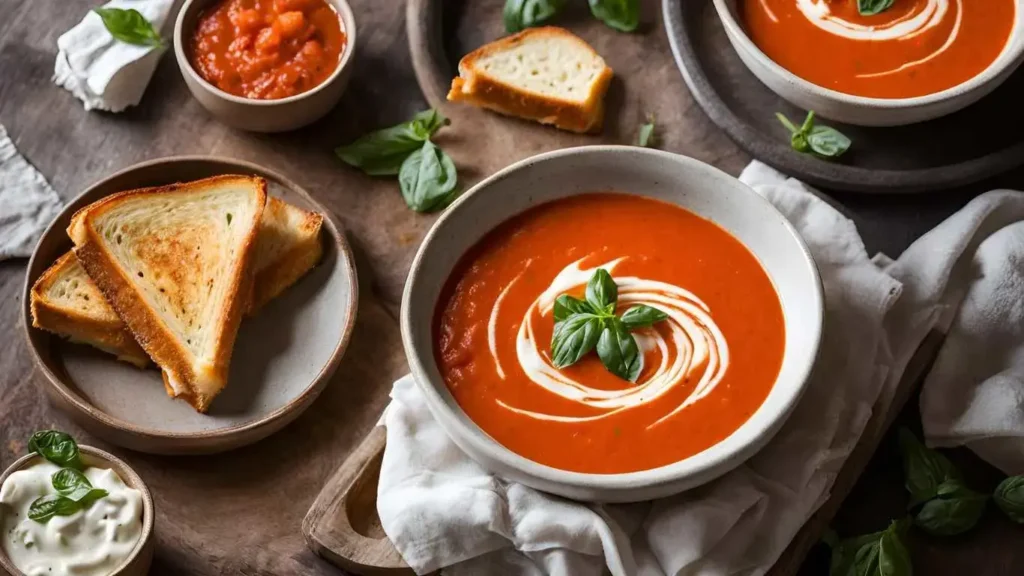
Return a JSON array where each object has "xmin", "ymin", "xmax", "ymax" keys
[
  {"xmin": 0, "ymin": 125, "xmax": 62, "ymax": 261},
  {"xmin": 54, "ymin": 0, "xmax": 173, "ymax": 112},
  {"xmin": 376, "ymin": 160, "xmax": 1024, "ymax": 575}
]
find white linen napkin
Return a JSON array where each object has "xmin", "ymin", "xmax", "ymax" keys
[
  {"xmin": 375, "ymin": 160, "xmax": 1024, "ymax": 575},
  {"xmin": 54, "ymin": 0, "xmax": 174, "ymax": 112},
  {"xmin": 0, "ymin": 125, "xmax": 63, "ymax": 261}
]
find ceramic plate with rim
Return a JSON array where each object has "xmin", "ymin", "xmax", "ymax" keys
[
  {"xmin": 22, "ymin": 157, "xmax": 358, "ymax": 455},
  {"xmin": 401, "ymin": 146, "xmax": 823, "ymax": 503}
]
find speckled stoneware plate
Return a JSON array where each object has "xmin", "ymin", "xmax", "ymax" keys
[
  {"xmin": 21, "ymin": 157, "xmax": 358, "ymax": 455},
  {"xmin": 663, "ymin": 0, "xmax": 1024, "ymax": 193}
]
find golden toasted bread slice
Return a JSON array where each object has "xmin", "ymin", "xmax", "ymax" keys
[
  {"xmin": 32, "ymin": 198, "xmax": 324, "ymax": 368},
  {"xmin": 446, "ymin": 27, "xmax": 613, "ymax": 133},
  {"xmin": 68, "ymin": 175, "xmax": 267, "ymax": 412}
]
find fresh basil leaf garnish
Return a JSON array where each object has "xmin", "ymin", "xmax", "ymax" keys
[
  {"xmin": 914, "ymin": 479, "xmax": 987, "ymax": 536},
  {"xmin": 336, "ymin": 109, "xmax": 449, "ymax": 176},
  {"xmin": 777, "ymin": 111, "xmax": 850, "ymax": 159},
  {"xmin": 551, "ymin": 313, "xmax": 604, "ymax": 368},
  {"xmin": 596, "ymin": 318, "xmax": 642, "ymax": 382},
  {"xmin": 994, "ymin": 476, "xmax": 1024, "ymax": 523},
  {"xmin": 585, "ymin": 268, "xmax": 618, "ymax": 311},
  {"xmin": 27, "ymin": 495, "xmax": 82, "ymax": 523},
  {"xmin": 637, "ymin": 118, "xmax": 655, "ymax": 147},
  {"xmin": 588, "ymin": 0, "xmax": 639, "ymax": 32},
  {"xmin": 503, "ymin": 0, "xmax": 566, "ymax": 33},
  {"xmin": 619, "ymin": 305, "xmax": 668, "ymax": 329},
  {"xmin": 898, "ymin": 428, "xmax": 960, "ymax": 508},
  {"xmin": 52, "ymin": 468, "xmax": 92, "ymax": 494},
  {"xmin": 28, "ymin": 430, "xmax": 80, "ymax": 469},
  {"xmin": 553, "ymin": 295, "xmax": 593, "ymax": 322},
  {"xmin": 858, "ymin": 0, "xmax": 895, "ymax": 16},
  {"xmin": 398, "ymin": 141, "xmax": 459, "ymax": 213},
  {"xmin": 93, "ymin": 8, "xmax": 163, "ymax": 47}
]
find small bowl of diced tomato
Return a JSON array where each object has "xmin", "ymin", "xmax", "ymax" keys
[{"xmin": 174, "ymin": 0, "xmax": 356, "ymax": 132}]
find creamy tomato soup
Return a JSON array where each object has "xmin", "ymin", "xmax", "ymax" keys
[
  {"xmin": 434, "ymin": 194, "xmax": 785, "ymax": 474},
  {"xmin": 740, "ymin": 0, "xmax": 1016, "ymax": 98}
]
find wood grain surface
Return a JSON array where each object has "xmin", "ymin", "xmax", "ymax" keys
[{"xmin": 0, "ymin": 0, "xmax": 1022, "ymax": 574}]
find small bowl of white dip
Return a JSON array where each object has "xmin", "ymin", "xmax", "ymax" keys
[{"xmin": 0, "ymin": 444, "xmax": 154, "ymax": 576}]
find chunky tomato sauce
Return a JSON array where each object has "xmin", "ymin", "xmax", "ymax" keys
[
  {"xmin": 740, "ymin": 0, "xmax": 1015, "ymax": 98},
  {"xmin": 434, "ymin": 194, "xmax": 786, "ymax": 474},
  {"xmin": 191, "ymin": 0, "xmax": 346, "ymax": 100}
]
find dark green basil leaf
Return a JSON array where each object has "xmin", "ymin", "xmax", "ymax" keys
[
  {"xmin": 596, "ymin": 318, "xmax": 642, "ymax": 381},
  {"xmin": 994, "ymin": 476, "xmax": 1024, "ymax": 523},
  {"xmin": 588, "ymin": 0, "xmax": 639, "ymax": 32},
  {"xmin": 27, "ymin": 495, "xmax": 81, "ymax": 523},
  {"xmin": 849, "ymin": 539, "xmax": 880, "ymax": 576},
  {"xmin": 585, "ymin": 269, "xmax": 618, "ymax": 311},
  {"xmin": 63, "ymin": 486, "xmax": 108, "ymax": 505},
  {"xmin": 619, "ymin": 305, "xmax": 668, "ymax": 329},
  {"xmin": 52, "ymin": 468, "xmax": 92, "ymax": 494},
  {"xmin": 807, "ymin": 125, "xmax": 852, "ymax": 158},
  {"xmin": 553, "ymin": 295, "xmax": 593, "ymax": 322},
  {"xmin": 335, "ymin": 110, "xmax": 448, "ymax": 176},
  {"xmin": 898, "ymin": 428, "xmax": 959, "ymax": 508},
  {"xmin": 858, "ymin": 0, "xmax": 895, "ymax": 16},
  {"xmin": 637, "ymin": 119, "xmax": 655, "ymax": 147},
  {"xmin": 93, "ymin": 8, "xmax": 163, "ymax": 47},
  {"xmin": 878, "ymin": 521, "xmax": 912, "ymax": 576},
  {"xmin": 503, "ymin": 0, "xmax": 565, "ymax": 33},
  {"xmin": 28, "ymin": 430, "xmax": 80, "ymax": 469},
  {"xmin": 398, "ymin": 141, "xmax": 458, "ymax": 213},
  {"xmin": 827, "ymin": 528, "xmax": 883, "ymax": 576},
  {"xmin": 914, "ymin": 480, "xmax": 987, "ymax": 536},
  {"xmin": 551, "ymin": 313, "xmax": 603, "ymax": 368}
]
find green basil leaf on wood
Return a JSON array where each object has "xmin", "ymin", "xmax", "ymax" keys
[
  {"xmin": 398, "ymin": 141, "xmax": 459, "ymax": 213},
  {"xmin": 28, "ymin": 430, "xmax": 80, "ymax": 469},
  {"xmin": 551, "ymin": 313, "xmax": 603, "ymax": 368},
  {"xmin": 553, "ymin": 295, "xmax": 594, "ymax": 322},
  {"xmin": 619, "ymin": 305, "xmax": 668, "ymax": 330},
  {"xmin": 596, "ymin": 318, "xmax": 643, "ymax": 382},
  {"xmin": 93, "ymin": 8, "xmax": 163, "ymax": 47},
  {"xmin": 585, "ymin": 268, "xmax": 618, "ymax": 312},
  {"xmin": 858, "ymin": 0, "xmax": 895, "ymax": 16},
  {"xmin": 914, "ymin": 479, "xmax": 987, "ymax": 536},
  {"xmin": 336, "ymin": 110, "xmax": 448, "ymax": 176},
  {"xmin": 994, "ymin": 476, "xmax": 1024, "ymax": 523},
  {"xmin": 898, "ymin": 428, "xmax": 959, "ymax": 508},
  {"xmin": 27, "ymin": 495, "xmax": 82, "ymax": 523},
  {"xmin": 588, "ymin": 0, "xmax": 639, "ymax": 32},
  {"xmin": 503, "ymin": 0, "xmax": 565, "ymax": 33},
  {"xmin": 878, "ymin": 522, "xmax": 912, "ymax": 576}
]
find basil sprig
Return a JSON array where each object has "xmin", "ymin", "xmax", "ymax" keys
[
  {"xmin": 29, "ymin": 430, "xmax": 81, "ymax": 469},
  {"xmin": 336, "ymin": 110, "xmax": 459, "ymax": 213},
  {"xmin": 825, "ymin": 519, "xmax": 912, "ymax": 576},
  {"xmin": 589, "ymin": 0, "xmax": 639, "ymax": 32},
  {"xmin": 858, "ymin": 0, "xmax": 895, "ymax": 16},
  {"xmin": 550, "ymin": 269, "xmax": 668, "ymax": 381},
  {"xmin": 777, "ymin": 111, "xmax": 851, "ymax": 160},
  {"xmin": 25, "ymin": 430, "xmax": 109, "ymax": 524},
  {"xmin": 994, "ymin": 476, "xmax": 1024, "ymax": 523},
  {"xmin": 93, "ymin": 8, "xmax": 164, "ymax": 47},
  {"xmin": 504, "ymin": 0, "xmax": 566, "ymax": 33},
  {"xmin": 636, "ymin": 116, "xmax": 655, "ymax": 148},
  {"xmin": 898, "ymin": 428, "xmax": 986, "ymax": 536}
]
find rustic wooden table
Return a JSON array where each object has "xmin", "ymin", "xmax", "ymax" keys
[{"xmin": 1, "ymin": 0, "xmax": 1021, "ymax": 574}]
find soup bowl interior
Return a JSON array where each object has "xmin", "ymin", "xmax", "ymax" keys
[
  {"xmin": 401, "ymin": 146, "xmax": 823, "ymax": 502},
  {"xmin": 712, "ymin": 0, "xmax": 1024, "ymax": 126}
]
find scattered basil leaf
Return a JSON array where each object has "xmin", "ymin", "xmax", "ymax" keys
[
  {"xmin": 637, "ymin": 117, "xmax": 655, "ymax": 148},
  {"xmin": 878, "ymin": 522, "xmax": 912, "ymax": 576},
  {"xmin": 93, "ymin": 8, "xmax": 163, "ymax": 47},
  {"xmin": 551, "ymin": 313, "xmax": 603, "ymax": 368},
  {"xmin": 335, "ymin": 109, "xmax": 449, "ymax": 176},
  {"xmin": 503, "ymin": 0, "xmax": 565, "ymax": 33},
  {"xmin": 898, "ymin": 428, "xmax": 959, "ymax": 508},
  {"xmin": 398, "ymin": 141, "xmax": 459, "ymax": 213},
  {"xmin": 994, "ymin": 476, "xmax": 1024, "ymax": 523},
  {"xmin": 619, "ymin": 305, "xmax": 668, "ymax": 330},
  {"xmin": 827, "ymin": 520, "xmax": 911, "ymax": 576},
  {"xmin": 28, "ymin": 430, "xmax": 80, "ymax": 469},
  {"xmin": 553, "ymin": 294, "xmax": 594, "ymax": 322},
  {"xmin": 596, "ymin": 318, "xmax": 642, "ymax": 381},
  {"xmin": 776, "ymin": 111, "xmax": 850, "ymax": 159},
  {"xmin": 27, "ymin": 495, "xmax": 81, "ymax": 523},
  {"xmin": 858, "ymin": 0, "xmax": 895, "ymax": 16},
  {"xmin": 588, "ymin": 0, "xmax": 639, "ymax": 32},
  {"xmin": 914, "ymin": 479, "xmax": 987, "ymax": 536},
  {"xmin": 585, "ymin": 268, "xmax": 618, "ymax": 311}
]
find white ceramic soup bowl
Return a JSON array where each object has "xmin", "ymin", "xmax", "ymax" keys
[
  {"xmin": 401, "ymin": 146, "xmax": 824, "ymax": 503},
  {"xmin": 713, "ymin": 0, "xmax": 1024, "ymax": 126}
]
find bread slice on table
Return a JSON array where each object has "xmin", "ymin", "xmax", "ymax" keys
[
  {"xmin": 31, "ymin": 197, "xmax": 324, "ymax": 368},
  {"xmin": 447, "ymin": 26, "xmax": 613, "ymax": 133},
  {"xmin": 68, "ymin": 175, "xmax": 267, "ymax": 412}
]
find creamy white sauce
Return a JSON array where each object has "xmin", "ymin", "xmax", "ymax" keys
[
  {"xmin": 491, "ymin": 256, "xmax": 731, "ymax": 430},
  {"xmin": 1, "ymin": 462, "xmax": 143, "ymax": 576}
]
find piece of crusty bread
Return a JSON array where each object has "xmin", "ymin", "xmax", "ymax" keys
[
  {"xmin": 447, "ymin": 27, "xmax": 613, "ymax": 133},
  {"xmin": 31, "ymin": 197, "xmax": 323, "ymax": 369},
  {"xmin": 68, "ymin": 175, "xmax": 267, "ymax": 412}
]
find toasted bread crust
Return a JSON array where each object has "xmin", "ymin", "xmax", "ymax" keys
[
  {"xmin": 251, "ymin": 212, "xmax": 323, "ymax": 312},
  {"xmin": 446, "ymin": 27, "xmax": 613, "ymax": 133},
  {"xmin": 71, "ymin": 175, "xmax": 267, "ymax": 412}
]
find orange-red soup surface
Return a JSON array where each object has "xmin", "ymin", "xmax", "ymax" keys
[
  {"xmin": 191, "ymin": 0, "xmax": 346, "ymax": 100},
  {"xmin": 434, "ymin": 194, "xmax": 786, "ymax": 474},
  {"xmin": 740, "ymin": 0, "xmax": 1015, "ymax": 98}
]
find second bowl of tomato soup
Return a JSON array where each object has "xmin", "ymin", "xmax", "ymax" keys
[
  {"xmin": 713, "ymin": 0, "xmax": 1024, "ymax": 125},
  {"xmin": 402, "ymin": 146, "xmax": 824, "ymax": 502}
]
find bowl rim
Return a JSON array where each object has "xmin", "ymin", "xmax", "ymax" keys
[
  {"xmin": 173, "ymin": 0, "xmax": 357, "ymax": 106},
  {"xmin": 20, "ymin": 155, "xmax": 359, "ymax": 443},
  {"xmin": 0, "ymin": 445, "xmax": 155, "ymax": 576},
  {"xmin": 711, "ymin": 0, "xmax": 1024, "ymax": 109},
  {"xmin": 400, "ymin": 145, "xmax": 824, "ymax": 492}
]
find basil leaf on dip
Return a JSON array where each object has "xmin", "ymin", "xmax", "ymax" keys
[
  {"xmin": 551, "ymin": 313, "xmax": 603, "ymax": 368},
  {"xmin": 553, "ymin": 294, "xmax": 594, "ymax": 322},
  {"xmin": 858, "ymin": 0, "xmax": 895, "ymax": 16},
  {"xmin": 596, "ymin": 318, "xmax": 643, "ymax": 382},
  {"xmin": 620, "ymin": 304, "xmax": 669, "ymax": 329},
  {"xmin": 398, "ymin": 141, "xmax": 459, "ymax": 213},
  {"xmin": 585, "ymin": 268, "xmax": 618, "ymax": 312}
]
